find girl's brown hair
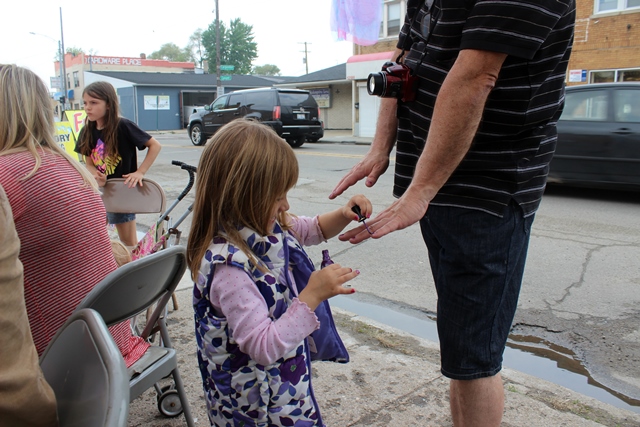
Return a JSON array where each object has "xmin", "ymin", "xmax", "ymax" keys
[
  {"xmin": 0, "ymin": 64, "xmax": 97, "ymax": 188},
  {"xmin": 76, "ymin": 81, "xmax": 121, "ymax": 158},
  {"xmin": 186, "ymin": 118, "xmax": 299, "ymax": 279}
]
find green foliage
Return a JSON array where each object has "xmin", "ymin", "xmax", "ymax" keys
[
  {"xmin": 187, "ymin": 28, "xmax": 205, "ymax": 68},
  {"xmin": 252, "ymin": 64, "xmax": 281, "ymax": 76},
  {"xmin": 149, "ymin": 42, "xmax": 191, "ymax": 62},
  {"xmin": 202, "ymin": 18, "xmax": 258, "ymax": 75},
  {"xmin": 66, "ymin": 46, "xmax": 84, "ymax": 56}
]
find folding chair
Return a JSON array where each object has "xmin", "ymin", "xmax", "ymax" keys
[
  {"xmin": 74, "ymin": 245, "xmax": 195, "ymax": 427},
  {"xmin": 40, "ymin": 308, "xmax": 129, "ymax": 427},
  {"xmin": 101, "ymin": 177, "xmax": 167, "ymax": 216},
  {"xmin": 101, "ymin": 177, "xmax": 179, "ymax": 310}
]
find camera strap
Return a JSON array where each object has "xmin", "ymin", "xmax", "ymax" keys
[{"xmin": 399, "ymin": 0, "xmax": 439, "ymax": 67}]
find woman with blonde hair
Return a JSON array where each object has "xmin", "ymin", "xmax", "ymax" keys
[{"xmin": 0, "ymin": 64, "xmax": 148, "ymax": 366}]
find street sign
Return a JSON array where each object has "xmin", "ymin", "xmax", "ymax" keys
[
  {"xmin": 220, "ymin": 65, "xmax": 235, "ymax": 71},
  {"xmin": 50, "ymin": 76, "xmax": 62, "ymax": 89},
  {"xmin": 220, "ymin": 75, "xmax": 232, "ymax": 81}
]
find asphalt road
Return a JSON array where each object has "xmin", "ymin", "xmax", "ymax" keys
[{"xmin": 140, "ymin": 131, "xmax": 640, "ymax": 413}]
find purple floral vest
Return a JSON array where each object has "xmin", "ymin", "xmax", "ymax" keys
[{"xmin": 194, "ymin": 223, "xmax": 336, "ymax": 426}]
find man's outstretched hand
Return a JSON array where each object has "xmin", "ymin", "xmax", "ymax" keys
[
  {"xmin": 338, "ymin": 187, "xmax": 431, "ymax": 244},
  {"xmin": 329, "ymin": 151, "xmax": 390, "ymax": 199}
]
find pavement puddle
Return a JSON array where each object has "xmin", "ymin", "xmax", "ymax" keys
[{"xmin": 331, "ymin": 295, "xmax": 640, "ymax": 414}]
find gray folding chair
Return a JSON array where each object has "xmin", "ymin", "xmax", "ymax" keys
[
  {"xmin": 40, "ymin": 308, "xmax": 129, "ymax": 427},
  {"xmin": 101, "ymin": 177, "xmax": 167, "ymax": 215},
  {"xmin": 74, "ymin": 245, "xmax": 195, "ymax": 427}
]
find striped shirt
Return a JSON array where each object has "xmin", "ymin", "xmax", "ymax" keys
[
  {"xmin": 0, "ymin": 150, "xmax": 148, "ymax": 366},
  {"xmin": 395, "ymin": 0, "xmax": 576, "ymax": 217}
]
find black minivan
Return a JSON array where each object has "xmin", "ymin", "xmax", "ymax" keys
[{"xmin": 187, "ymin": 87, "xmax": 324, "ymax": 148}]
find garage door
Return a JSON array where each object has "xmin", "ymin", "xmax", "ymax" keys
[{"xmin": 357, "ymin": 83, "xmax": 381, "ymax": 137}]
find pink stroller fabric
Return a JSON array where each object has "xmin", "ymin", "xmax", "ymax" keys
[
  {"xmin": 131, "ymin": 222, "xmax": 166, "ymax": 261},
  {"xmin": 331, "ymin": 0, "xmax": 383, "ymax": 46}
]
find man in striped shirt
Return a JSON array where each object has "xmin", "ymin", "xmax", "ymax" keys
[{"xmin": 331, "ymin": 0, "xmax": 575, "ymax": 425}]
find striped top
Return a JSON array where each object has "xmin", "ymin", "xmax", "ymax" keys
[
  {"xmin": 395, "ymin": 0, "xmax": 576, "ymax": 217},
  {"xmin": 0, "ymin": 150, "xmax": 148, "ymax": 366}
]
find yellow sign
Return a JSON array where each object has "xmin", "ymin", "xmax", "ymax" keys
[{"xmin": 54, "ymin": 110, "xmax": 86, "ymax": 162}]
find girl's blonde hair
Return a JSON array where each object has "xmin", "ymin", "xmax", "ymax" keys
[
  {"xmin": 76, "ymin": 81, "xmax": 121, "ymax": 159},
  {"xmin": 186, "ymin": 118, "xmax": 299, "ymax": 279},
  {"xmin": 0, "ymin": 64, "xmax": 97, "ymax": 188},
  {"xmin": 110, "ymin": 239, "xmax": 132, "ymax": 267}
]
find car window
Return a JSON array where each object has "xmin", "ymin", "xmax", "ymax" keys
[
  {"xmin": 561, "ymin": 90, "xmax": 608, "ymax": 121},
  {"xmin": 614, "ymin": 89, "xmax": 640, "ymax": 123},
  {"xmin": 245, "ymin": 91, "xmax": 276, "ymax": 110},
  {"xmin": 279, "ymin": 92, "xmax": 316, "ymax": 107},
  {"xmin": 211, "ymin": 96, "xmax": 228, "ymax": 111},
  {"xmin": 228, "ymin": 94, "xmax": 243, "ymax": 109}
]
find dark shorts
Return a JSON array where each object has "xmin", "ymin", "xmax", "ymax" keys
[
  {"xmin": 106, "ymin": 212, "xmax": 136, "ymax": 225},
  {"xmin": 420, "ymin": 202, "xmax": 534, "ymax": 380}
]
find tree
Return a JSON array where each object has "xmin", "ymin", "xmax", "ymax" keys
[
  {"xmin": 252, "ymin": 64, "xmax": 281, "ymax": 76},
  {"xmin": 66, "ymin": 46, "xmax": 84, "ymax": 56},
  {"xmin": 187, "ymin": 28, "xmax": 205, "ymax": 68},
  {"xmin": 202, "ymin": 18, "xmax": 258, "ymax": 75},
  {"xmin": 149, "ymin": 43, "xmax": 190, "ymax": 62}
]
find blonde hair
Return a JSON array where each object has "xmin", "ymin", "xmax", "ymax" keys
[
  {"xmin": 110, "ymin": 239, "xmax": 132, "ymax": 266},
  {"xmin": 186, "ymin": 119, "xmax": 299, "ymax": 279},
  {"xmin": 0, "ymin": 64, "xmax": 97, "ymax": 188}
]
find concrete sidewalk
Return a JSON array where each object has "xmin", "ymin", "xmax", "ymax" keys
[{"xmin": 127, "ymin": 285, "xmax": 640, "ymax": 427}]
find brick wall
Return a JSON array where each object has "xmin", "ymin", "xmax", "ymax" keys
[{"xmin": 569, "ymin": 3, "xmax": 640, "ymax": 83}]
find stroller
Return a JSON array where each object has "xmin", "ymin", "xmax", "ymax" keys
[{"xmin": 99, "ymin": 160, "xmax": 197, "ymax": 419}]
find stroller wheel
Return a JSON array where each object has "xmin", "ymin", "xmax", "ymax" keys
[{"xmin": 157, "ymin": 387, "xmax": 183, "ymax": 417}]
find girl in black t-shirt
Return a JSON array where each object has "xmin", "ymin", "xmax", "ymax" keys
[{"xmin": 76, "ymin": 81, "xmax": 161, "ymax": 247}]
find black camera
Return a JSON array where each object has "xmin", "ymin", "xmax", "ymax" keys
[{"xmin": 367, "ymin": 61, "xmax": 418, "ymax": 103}]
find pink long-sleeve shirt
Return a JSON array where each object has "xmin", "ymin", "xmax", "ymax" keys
[{"xmin": 209, "ymin": 216, "xmax": 325, "ymax": 366}]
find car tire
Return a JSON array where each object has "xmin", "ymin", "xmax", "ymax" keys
[
  {"xmin": 286, "ymin": 136, "xmax": 305, "ymax": 148},
  {"xmin": 189, "ymin": 123, "xmax": 205, "ymax": 146}
]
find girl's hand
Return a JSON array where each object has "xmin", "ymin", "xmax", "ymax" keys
[
  {"xmin": 344, "ymin": 194, "xmax": 372, "ymax": 222},
  {"xmin": 298, "ymin": 264, "xmax": 358, "ymax": 311},
  {"xmin": 122, "ymin": 171, "xmax": 145, "ymax": 188},
  {"xmin": 93, "ymin": 170, "xmax": 107, "ymax": 187}
]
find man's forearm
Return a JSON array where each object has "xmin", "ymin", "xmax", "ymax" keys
[
  {"xmin": 370, "ymin": 97, "xmax": 399, "ymax": 156},
  {"xmin": 408, "ymin": 49, "xmax": 506, "ymax": 201}
]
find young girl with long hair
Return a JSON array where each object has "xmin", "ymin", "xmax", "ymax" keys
[
  {"xmin": 75, "ymin": 81, "xmax": 162, "ymax": 247},
  {"xmin": 187, "ymin": 119, "xmax": 371, "ymax": 426},
  {"xmin": 0, "ymin": 64, "xmax": 149, "ymax": 367}
]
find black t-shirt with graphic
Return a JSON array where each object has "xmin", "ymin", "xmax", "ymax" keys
[{"xmin": 76, "ymin": 118, "xmax": 151, "ymax": 179}]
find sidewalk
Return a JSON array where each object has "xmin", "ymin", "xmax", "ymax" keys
[{"xmin": 127, "ymin": 285, "xmax": 640, "ymax": 427}]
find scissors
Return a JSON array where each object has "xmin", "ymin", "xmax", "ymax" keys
[{"xmin": 351, "ymin": 205, "xmax": 373, "ymax": 235}]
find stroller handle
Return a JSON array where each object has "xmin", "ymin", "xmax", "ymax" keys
[{"xmin": 171, "ymin": 160, "xmax": 197, "ymax": 200}]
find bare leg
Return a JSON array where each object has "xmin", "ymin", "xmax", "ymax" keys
[
  {"xmin": 450, "ymin": 374, "xmax": 504, "ymax": 427},
  {"xmin": 115, "ymin": 220, "xmax": 138, "ymax": 247}
]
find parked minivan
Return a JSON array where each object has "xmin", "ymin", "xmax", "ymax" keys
[
  {"xmin": 548, "ymin": 82, "xmax": 640, "ymax": 190},
  {"xmin": 187, "ymin": 87, "xmax": 324, "ymax": 147}
]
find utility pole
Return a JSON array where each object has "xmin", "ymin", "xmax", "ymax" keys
[
  {"xmin": 215, "ymin": 0, "xmax": 222, "ymax": 98},
  {"xmin": 59, "ymin": 7, "xmax": 68, "ymax": 114},
  {"xmin": 299, "ymin": 42, "xmax": 310, "ymax": 74}
]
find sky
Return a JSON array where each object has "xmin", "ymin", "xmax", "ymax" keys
[{"xmin": 1, "ymin": 0, "xmax": 354, "ymax": 90}]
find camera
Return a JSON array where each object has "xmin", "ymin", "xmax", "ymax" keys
[{"xmin": 367, "ymin": 61, "xmax": 418, "ymax": 103}]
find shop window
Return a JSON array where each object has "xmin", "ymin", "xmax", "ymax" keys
[
  {"xmin": 590, "ymin": 68, "xmax": 640, "ymax": 83},
  {"xmin": 595, "ymin": 0, "xmax": 640, "ymax": 13}
]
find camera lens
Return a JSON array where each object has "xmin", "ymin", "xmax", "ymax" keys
[{"xmin": 367, "ymin": 73, "xmax": 385, "ymax": 96}]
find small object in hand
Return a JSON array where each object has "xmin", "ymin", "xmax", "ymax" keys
[
  {"xmin": 351, "ymin": 205, "xmax": 373, "ymax": 235},
  {"xmin": 321, "ymin": 249, "xmax": 334, "ymax": 268}
]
